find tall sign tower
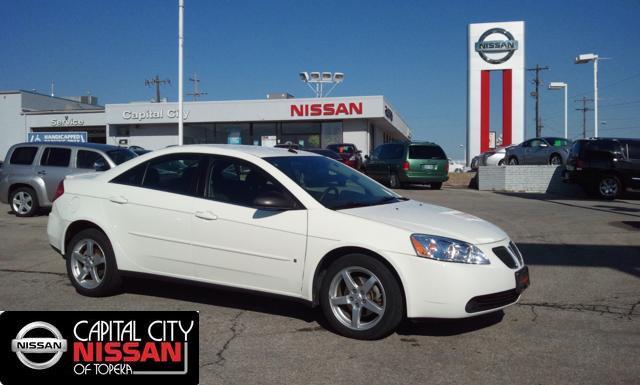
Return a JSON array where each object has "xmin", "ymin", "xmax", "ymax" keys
[{"xmin": 467, "ymin": 21, "xmax": 525, "ymax": 163}]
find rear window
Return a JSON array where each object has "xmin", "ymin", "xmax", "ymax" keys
[
  {"xmin": 41, "ymin": 147, "xmax": 71, "ymax": 167},
  {"xmin": 106, "ymin": 149, "xmax": 137, "ymax": 165},
  {"xmin": 9, "ymin": 146, "xmax": 38, "ymax": 165},
  {"xmin": 588, "ymin": 140, "xmax": 622, "ymax": 153},
  {"xmin": 623, "ymin": 141, "xmax": 640, "ymax": 160},
  {"xmin": 543, "ymin": 137, "xmax": 571, "ymax": 147},
  {"xmin": 408, "ymin": 145, "xmax": 446, "ymax": 160}
]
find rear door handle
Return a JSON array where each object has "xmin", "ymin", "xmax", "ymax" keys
[
  {"xmin": 109, "ymin": 195, "xmax": 128, "ymax": 204},
  {"xmin": 195, "ymin": 211, "xmax": 218, "ymax": 220}
]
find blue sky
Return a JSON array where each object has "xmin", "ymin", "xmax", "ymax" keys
[{"xmin": 1, "ymin": 0, "xmax": 639, "ymax": 159}]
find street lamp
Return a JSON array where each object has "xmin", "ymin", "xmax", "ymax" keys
[
  {"xmin": 548, "ymin": 82, "xmax": 568, "ymax": 139},
  {"xmin": 299, "ymin": 71, "xmax": 344, "ymax": 97},
  {"xmin": 575, "ymin": 53, "xmax": 599, "ymax": 138}
]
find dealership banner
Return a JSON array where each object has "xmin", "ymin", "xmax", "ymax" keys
[{"xmin": 0, "ymin": 311, "xmax": 198, "ymax": 384}]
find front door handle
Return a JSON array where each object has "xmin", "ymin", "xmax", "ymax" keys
[
  {"xmin": 37, "ymin": 170, "xmax": 47, "ymax": 176},
  {"xmin": 109, "ymin": 195, "xmax": 128, "ymax": 204},
  {"xmin": 195, "ymin": 211, "xmax": 218, "ymax": 221}
]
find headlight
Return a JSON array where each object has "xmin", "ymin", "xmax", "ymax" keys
[{"xmin": 410, "ymin": 234, "xmax": 490, "ymax": 264}]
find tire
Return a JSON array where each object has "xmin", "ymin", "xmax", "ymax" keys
[
  {"xmin": 429, "ymin": 182, "xmax": 443, "ymax": 190},
  {"xmin": 320, "ymin": 254, "xmax": 404, "ymax": 340},
  {"xmin": 389, "ymin": 172, "xmax": 400, "ymax": 189},
  {"xmin": 65, "ymin": 228, "xmax": 122, "ymax": 297},
  {"xmin": 508, "ymin": 157, "xmax": 519, "ymax": 165},
  {"xmin": 10, "ymin": 187, "xmax": 39, "ymax": 217},
  {"xmin": 549, "ymin": 153, "xmax": 562, "ymax": 165},
  {"xmin": 595, "ymin": 175, "xmax": 621, "ymax": 200},
  {"xmin": 497, "ymin": 159, "xmax": 505, "ymax": 166}
]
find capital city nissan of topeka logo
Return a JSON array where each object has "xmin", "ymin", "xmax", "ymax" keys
[
  {"xmin": 11, "ymin": 321, "xmax": 67, "ymax": 370},
  {"xmin": 474, "ymin": 27, "xmax": 518, "ymax": 64}
]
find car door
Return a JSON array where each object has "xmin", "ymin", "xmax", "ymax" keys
[
  {"xmin": 189, "ymin": 155, "xmax": 307, "ymax": 295},
  {"xmin": 104, "ymin": 153, "xmax": 206, "ymax": 278},
  {"xmin": 365, "ymin": 145, "xmax": 387, "ymax": 181},
  {"xmin": 523, "ymin": 139, "xmax": 544, "ymax": 164},
  {"xmin": 38, "ymin": 146, "xmax": 72, "ymax": 203}
]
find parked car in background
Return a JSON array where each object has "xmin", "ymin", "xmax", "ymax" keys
[
  {"xmin": 365, "ymin": 142, "xmax": 449, "ymax": 189},
  {"xmin": 304, "ymin": 148, "xmax": 342, "ymax": 161},
  {"xmin": 564, "ymin": 138, "xmax": 640, "ymax": 199},
  {"xmin": 48, "ymin": 144, "xmax": 528, "ymax": 340},
  {"xmin": 326, "ymin": 143, "xmax": 363, "ymax": 170},
  {"xmin": 0, "ymin": 142, "xmax": 137, "ymax": 217},
  {"xmin": 128, "ymin": 145, "xmax": 152, "ymax": 155},
  {"xmin": 274, "ymin": 142, "xmax": 302, "ymax": 150},
  {"xmin": 471, "ymin": 146, "xmax": 513, "ymax": 170},
  {"xmin": 506, "ymin": 137, "xmax": 572, "ymax": 165},
  {"xmin": 448, "ymin": 159, "xmax": 466, "ymax": 173}
]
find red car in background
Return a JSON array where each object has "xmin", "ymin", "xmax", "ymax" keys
[{"xmin": 326, "ymin": 143, "xmax": 364, "ymax": 170}]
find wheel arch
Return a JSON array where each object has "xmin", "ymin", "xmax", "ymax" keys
[
  {"xmin": 63, "ymin": 220, "xmax": 109, "ymax": 257},
  {"xmin": 311, "ymin": 246, "xmax": 407, "ymax": 313}
]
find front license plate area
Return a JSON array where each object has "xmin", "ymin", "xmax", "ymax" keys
[{"xmin": 515, "ymin": 266, "xmax": 530, "ymax": 294}]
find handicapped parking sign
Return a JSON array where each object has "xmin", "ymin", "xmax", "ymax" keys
[{"xmin": 28, "ymin": 131, "xmax": 88, "ymax": 143}]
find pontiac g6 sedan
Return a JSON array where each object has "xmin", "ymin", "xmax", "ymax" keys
[{"xmin": 47, "ymin": 145, "xmax": 529, "ymax": 339}]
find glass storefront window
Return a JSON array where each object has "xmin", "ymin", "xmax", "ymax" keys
[
  {"xmin": 252, "ymin": 123, "xmax": 277, "ymax": 146},
  {"xmin": 216, "ymin": 123, "xmax": 251, "ymax": 145},
  {"xmin": 281, "ymin": 122, "xmax": 321, "ymax": 148},
  {"xmin": 321, "ymin": 121, "xmax": 343, "ymax": 148},
  {"xmin": 184, "ymin": 124, "xmax": 215, "ymax": 144}
]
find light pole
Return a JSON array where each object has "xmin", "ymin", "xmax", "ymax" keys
[
  {"xmin": 548, "ymin": 82, "xmax": 568, "ymax": 138},
  {"xmin": 178, "ymin": 0, "xmax": 184, "ymax": 145},
  {"xmin": 575, "ymin": 53, "xmax": 600, "ymax": 138},
  {"xmin": 299, "ymin": 72, "xmax": 344, "ymax": 97}
]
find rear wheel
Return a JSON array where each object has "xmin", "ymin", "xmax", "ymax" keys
[
  {"xmin": 320, "ymin": 254, "xmax": 404, "ymax": 340},
  {"xmin": 429, "ymin": 182, "xmax": 443, "ymax": 190},
  {"xmin": 66, "ymin": 228, "xmax": 122, "ymax": 297},
  {"xmin": 10, "ymin": 187, "xmax": 39, "ymax": 217},
  {"xmin": 549, "ymin": 153, "xmax": 562, "ymax": 165},
  {"xmin": 497, "ymin": 159, "xmax": 505, "ymax": 166},
  {"xmin": 508, "ymin": 157, "xmax": 519, "ymax": 165},
  {"xmin": 595, "ymin": 175, "xmax": 621, "ymax": 200}
]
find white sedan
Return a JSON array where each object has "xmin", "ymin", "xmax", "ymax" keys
[{"xmin": 47, "ymin": 145, "xmax": 529, "ymax": 339}]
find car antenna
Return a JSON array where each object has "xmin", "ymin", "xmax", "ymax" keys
[{"xmin": 288, "ymin": 144, "xmax": 297, "ymax": 154}]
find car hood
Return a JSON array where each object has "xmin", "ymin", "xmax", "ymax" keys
[{"xmin": 340, "ymin": 200, "xmax": 508, "ymax": 245}]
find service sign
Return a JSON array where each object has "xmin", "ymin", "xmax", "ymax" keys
[
  {"xmin": 28, "ymin": 132, "xmax": 88, "ymax": 143},
  {"xmin": 0, "ymin": 311, "xmax": 199, "ymax": 385}
]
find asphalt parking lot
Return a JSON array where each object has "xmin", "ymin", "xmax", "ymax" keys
[{"xmin": 1, "ymin": 188, "xmax": 638, "ymax": 385}]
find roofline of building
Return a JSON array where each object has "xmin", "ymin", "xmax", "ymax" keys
[
  {"xmin": 0, "ymin": 89, "xmax": 104, "ymax": 108},
  {"xmin": 22, "ymin": 109, "xmax": 105, "ymax": 115}
]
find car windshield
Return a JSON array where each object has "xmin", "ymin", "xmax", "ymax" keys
[
  {"xmin": 264, "ymin": 156, "xmax": 405, "ymax": 210},
  {"xmin": 543, "ymin": 137, "xmax": 571, "ymax": 147},
  {"xmin": 408, "ymin": 145, "xmax": 446, "ymax": 160},
  {"xmin": 106, "ymin": 148, "xmax": 137, "ymax": 165}
]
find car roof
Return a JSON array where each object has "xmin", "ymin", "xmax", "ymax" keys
[
  {"xmin": 142, "ymin": 144, "xmax": 322, "ymax": 159},
  {"xmin": 12, "ymin": 142, "xmax": 126, "ymax": 151}
]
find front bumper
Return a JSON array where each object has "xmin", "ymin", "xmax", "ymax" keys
[{"xmin": 389, "ymin": 239, "xmax": 527, "ymax": 319}]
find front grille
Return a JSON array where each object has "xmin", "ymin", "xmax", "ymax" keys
[
  {"xmin": 492, "ymin": 246, "xmax": 518, "ymax": 268},
  {"xmin": 465, "ymin": 289, "xmax": 520, "ymax": 313}
]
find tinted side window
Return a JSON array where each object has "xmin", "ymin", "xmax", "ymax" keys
[
  {"xmin": 141, "ymin": 154, "xmax": 204, "ymax": 196},
  {"xmin": 624, "ymin": 141, "xmax": 640, "ymax": 160},
  {"xmin": 205, "ymin": 156, "xmax": 292, "ymax": 208},
  {"xmin": 9, "ymin": 147, "xmax": 38, "ymax": 165},
  {"xmin": 408, "ymin": 145, "xmax": 446, "ymax": 160},
  {"xmin": 379, "ymin": 144, "xmax": 404, "ymax": 160},
  {"xmin": 111, "ymin": 162, "xmax": 147, "ymax": 186},
  {"xmin": 77, "ymin": 150, "xmax": 108, "ymax": 169},
  {"xmin": 41, "ymin": 147, "xmax": 71, "ymax": 167}
]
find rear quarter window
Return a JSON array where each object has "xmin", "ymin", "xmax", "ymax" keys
[
  {"xmin": 9, "ymin": 147, "xmax": 39, "ymax": 165},
  {"xmin": 408, "ymin": 145, "xmax": 446, "ymax": 160}
]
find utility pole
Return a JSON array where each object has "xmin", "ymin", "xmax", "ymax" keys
[
  {"xmin": 527, "ymin": 65, "xmax": 550, "ymax": 137},
  {"xmin": 187, "ymin": 73, "xmax": 208, "ymax": 101},
  {"xmin": 575, "ymin": 97, "xmax": 593, "ymax": 139},
  {"xmin": 145, "ymin": 75, "xmax": 171, "ymax": 103}
]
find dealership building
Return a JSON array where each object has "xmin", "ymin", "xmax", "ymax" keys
[{"xmin": 0, "ymin": 90, "xmax": 412, "ymax": 160}]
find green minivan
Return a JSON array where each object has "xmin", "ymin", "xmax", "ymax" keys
[{"xmin": 364, "ymin": 142, "xmax": 449, "ymax": 189}]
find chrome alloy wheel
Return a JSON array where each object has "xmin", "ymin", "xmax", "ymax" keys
[
  {"xmin": 550, "ymin": 154, "xmax": 562, "ymax": 165},
  {"xmin": 12, "ymin": 191, "xmax": 33, "ymax": 215},
  {"xmin": 328, "ymin": 267, "xmax": 386, "ymax": 331},
  {"xmin": 599, "ymin": 177, "xmax": 619, "ymax": 198},
  {"xmin": 70, "ymin": 239, "xmax": 106, "ymax": 289}
]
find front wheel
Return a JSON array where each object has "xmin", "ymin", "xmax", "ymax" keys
[
  {"xmin": 508, "ymin": 157, "xmax": 519, "ymax": 165},
  {"xmin": 549, "ymin": 154, "xmax": 563, "ymax": 165},
  {"xmin": 320, "ymin": 254, "xmax": 404, "ymax": 340},
  {"xmin": 595, "ymin": 175, "xmax": 621, "ymax": 200},
  {"xmin": 66, "ymin": 228, "xmax": 122, "ymax": 297}
]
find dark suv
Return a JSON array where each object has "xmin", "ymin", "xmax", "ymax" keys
[
  {"xmin": 564, "ymin": 138, "xmax": 640, "ymax": 199},
  {"xmin": 364, "ymin": 142, "xmax": 449, "ymax": 189}
]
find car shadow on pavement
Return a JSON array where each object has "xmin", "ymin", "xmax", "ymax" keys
[
  {"xmin": 517, "ymin": 243, "xmax": 640, "ymax": 279},
  {"xmin": 397, "ymin": 311, "xmax": 504, "ymax": 337},
  {"xmin": 495, "ymin": 192, "xmax": 640, "ymax": 218}
]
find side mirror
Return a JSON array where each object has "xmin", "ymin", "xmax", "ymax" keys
[
  {"xmin": 253, "ymin": 190, "xmax": 295, "ymax": 211},
  {"xmin": 93, "ymin": 159, "xmax": 109, "ymax": 172}
]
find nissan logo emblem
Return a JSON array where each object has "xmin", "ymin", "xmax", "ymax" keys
[
  {"xmin": 11, "ymin": 321, "xmax": 67, "ymax": 370},
  {"xmin": 474, "ymin": 28, "xmax": 518, "ymax": 64}
]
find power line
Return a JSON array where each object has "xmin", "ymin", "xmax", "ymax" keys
[
  {"xmin": 144, "ymin": 75, "xmax": 171, "ymax": 103},
  {"xmin": 575, "ymin": 97, "xmax": 593, "ymax": 139},
  {"xmin": 187, "ymin": 73, "xmax": 208, "ymax": 101},
  {"xmin": 527, "ymin": 65, "xmax": 550, "ymax": 137}
]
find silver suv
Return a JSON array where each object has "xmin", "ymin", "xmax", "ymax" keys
[{"xmin": 0, "ymin": 142, "xmax": 136, "ymax": 216}]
